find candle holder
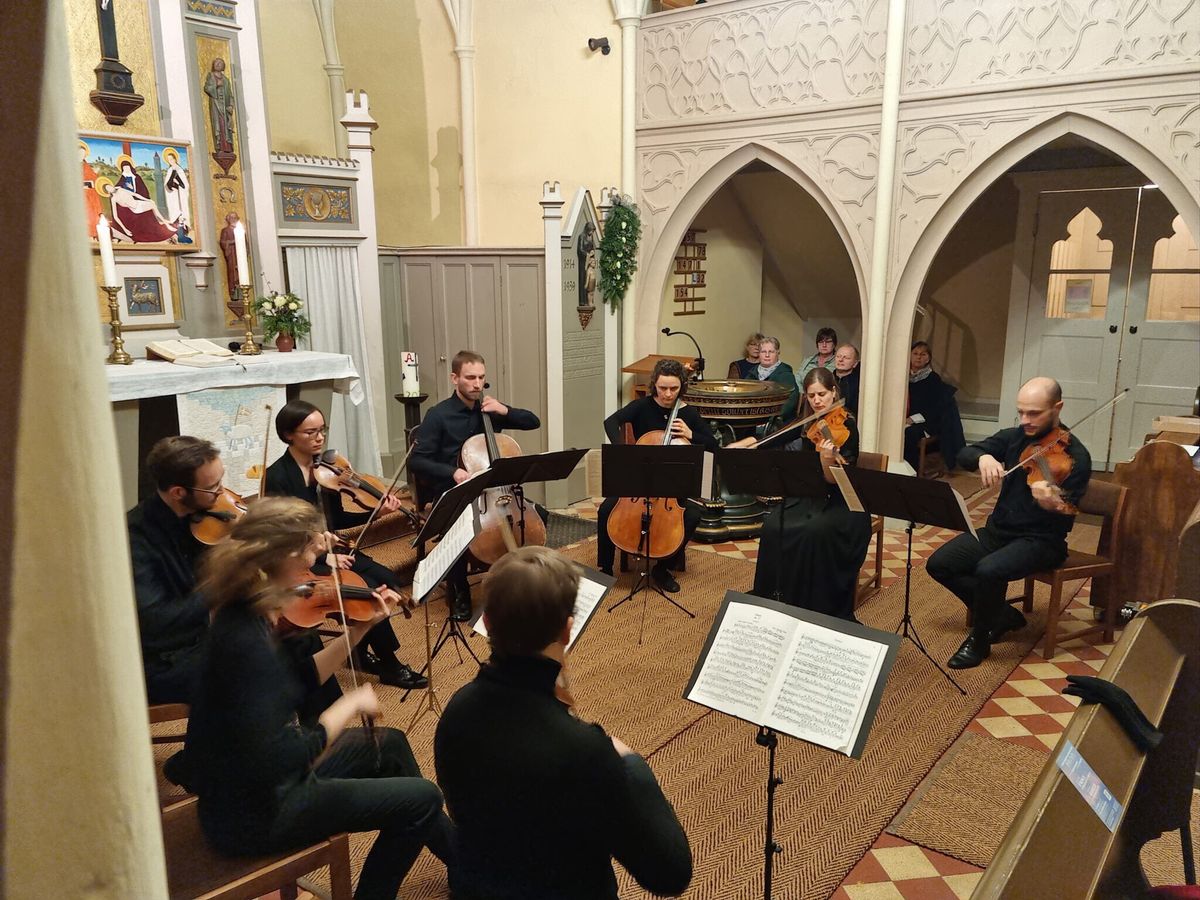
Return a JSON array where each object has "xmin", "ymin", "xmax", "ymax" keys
[
  {"xmin": 238, "ymin": 284, "xmax": 261, "ymax": 355},
  {"xmin": 103, "ymin": 284, "xmax": 133, "ymax": 365}
]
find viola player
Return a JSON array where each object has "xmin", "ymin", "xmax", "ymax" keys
[{"xmin": 928, "ymin": 377, "xmax": 1091, "ymax": 669}]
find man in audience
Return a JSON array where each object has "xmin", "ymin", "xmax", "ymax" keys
[{"xmin": 834, "ymin": 343, "xmax": 861, "ymax": 415}]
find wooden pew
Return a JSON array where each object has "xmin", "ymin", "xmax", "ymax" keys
[{"xmin": 974, "ymin": 599, "xmax": 1199, "ymax": 898}]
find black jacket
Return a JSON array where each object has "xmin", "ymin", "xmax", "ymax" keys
[
  {"xmin": 603, "ymin": 396, "xmax": 718, "ymax": 450},
  {"xmin": 434, "ymin": 654, "xmax": 692, "ymax": 899},
  {"xmin": 264, "ymin": 450, "xmax": 369, "ymax": 531}
]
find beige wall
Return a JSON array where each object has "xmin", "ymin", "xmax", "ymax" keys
[
  {"xmin": 258, "ymin": 0, "xmax": 336, "ymax": 158},
  {"xmin": 914, "ymin": 176, "xmax": 1019, "ymax": 403}
]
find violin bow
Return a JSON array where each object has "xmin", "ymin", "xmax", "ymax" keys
[
  {"xmin": 258, "ymin": 403, "xmax": 272, "ymax": 499},
  {"xmin": 345, "ymin": 443, "xmax": 417, "ymax": 555},
  {"xmin": 998, "ymin": 388, "xmax": 1129, "ymax": 479}
]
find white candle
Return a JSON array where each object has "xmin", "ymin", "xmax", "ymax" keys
[
  {"xmin": 401, "ymin": 351, "xmax": 420, "ymax": 396},
  {"xmin": 97, "ymin": 214, "xmax": 118, "ymax": 287},
  {"xmin": 233, "ymin": 221, "xmax": 250, "ymax": 286}
]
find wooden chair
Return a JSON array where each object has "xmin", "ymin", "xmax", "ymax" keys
[
  {"xmin": 1012, "ymin": 480, "xmax": 1128, "ymax": 659},
  {"xmin": 163, "ymin": 797, "xmax": 352, "ymax": 900},
  {"xmin": 916, "ymin": 434, "xmax": 946, "ymax": 479},
  {"xmin": 149, "ymin": 703, "xmax": 190, "ymax": 745},
  {"xmin": 855, "ymin": 451, "xmax": 888, "ymax": 607}
]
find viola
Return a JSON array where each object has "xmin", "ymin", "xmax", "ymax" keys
[
  {"xmin": 313, "ymin": 450, "xmax": 403, "ymax": 514},
  {"xmin": 281, "ymin": 568, "xmax": 384, "ymax": 629},
  {"xmin": 1013, "ymin": 426, "xmax": 1078, "ymax": 514},
  {"xmin": 189, "ymin": 487, "xmax": 248, "ymax": 545},
  {"xmin": 806, "ymin": 404, "xmax": 851, "ymax": 449},
  {"xmin": 461, "ymin": 402, "xmax": 547, "ymax": 566}
]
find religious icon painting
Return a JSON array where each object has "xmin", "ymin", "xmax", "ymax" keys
[
  {"xmin": 80, "ymin": 133, "xmax": 198, "ymax": 251},
  {"xmin": 102, "ymin": 262, "xmax": 177, "ymax": 330}
]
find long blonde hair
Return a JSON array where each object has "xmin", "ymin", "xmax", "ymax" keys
[{"xmin": 200, "ymin": 497, "xmax": 324, "ymax": 615}]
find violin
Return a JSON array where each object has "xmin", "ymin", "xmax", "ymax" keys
[
  {"xmin": 1012, "ymin": 426, "xmax": 1078, "ymax": 514},
  {"xmin": 605, "ymin": 388, "xmax": 690, "ymax": 560},
  {"xmin": 189, "ymin": 486, "xmax": 248, "ymax": 545},
  {"xmin": 461, "ymin": 399, "xmax": 547, "ymax": 566},
  {"xmin": 281, "ymin": 568, "xmax": 380, "ymax": 629},
  {"xmin": 313, "ymin": 450, "xmax": 403, "ymax": 514},
  {"xmin": 806, "ymin": 405, "xmax": 851, "ymax": 450}
]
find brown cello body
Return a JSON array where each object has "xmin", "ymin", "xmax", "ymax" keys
[
  {"xmin": 461, "ymin": 411, "xmax": 547, "ymax": 566},
  {"xmin": 605, "ymin": 397, "xmax": 689, "ymax": 559}
]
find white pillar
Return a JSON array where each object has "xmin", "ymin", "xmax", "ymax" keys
[
  {"xmin": 860, "ymin": 0, "xmax": 907, "ymax": 450},
  {"xmin": 542, "ymin": 181, "xmax": 565, "ymax": 453},
  {"xmin": 340, "ymin": 91, "xmax": 390, "ymax": 456},
  {"xmin": 443, "ymin": 0, "xmax": 478, "ymax": 245},
  {"xmin": 313, "ymin": 0, "xmax": 348, "ymax": 158},
  {"xmin": 616, "ymin": 16, "xmax": 639, "ymax": 194}
]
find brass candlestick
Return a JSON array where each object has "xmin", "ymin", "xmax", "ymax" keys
[
  {"xmin": 103, "ymin": 284, "xmax": 133, "ymax": 365},
  {"xmin": 238, "ymin": 284, "xmax": 261, "ymax": 355}
]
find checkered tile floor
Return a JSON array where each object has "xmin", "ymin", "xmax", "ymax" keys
[{"xmin": 553, "ymin": 492, "xmax": 1120, "ymax": 898}]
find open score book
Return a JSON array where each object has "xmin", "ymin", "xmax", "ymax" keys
[{"xmin": 685, "ymin": 592, "xmax": 900, "ymax": 758}]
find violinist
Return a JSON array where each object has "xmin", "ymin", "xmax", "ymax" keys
[
  {"xmin": 434, "ymin": 546, "xmax": 692, "ymax": 899},
  {"xmin": 127, "ymin": 435, "xmax": 223, "ymax": 703},
  {"xmin": 265, "ymin": 401, "xmax": 427, "ymax": 690},
  {"xmin": 734, "ymin": 367, "xmax": 872, "ymax": 621},
  {"xmin": 928, "ymin": 377, "xmax": 1091, "ymax": 669},
  {"xmin": 182, "ymin": 498, "xmax": 454, "ymax": 900},
  {"xmin": 409, "ymin": 350, "xmax": 541, "ymax": 620},
  {"xmin": 596, "ymin": 358, "xmax": 718, "ymax": 592}
]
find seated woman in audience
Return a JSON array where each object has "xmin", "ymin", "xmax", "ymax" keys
[
  {"xmin": 753, "ymin": 336, "xmax": 799, "ymax": 422},
  {"xmin": 904, "ymin": 341, "xmax": 966, "ymax": 473},
  {"xmin": 727, "ymin": 331, "xmax": 765, "ymax": 379},
  {"xmin": 183, "ymin": 498, "xmax": 452, "ymax": 900},
  {"xmin": 731, "ymin": 368, "xmax": 872, "ymax": 621},
  {"xmin": 799, "ymin": 327, "xmax": 838, "ymax": 377}
]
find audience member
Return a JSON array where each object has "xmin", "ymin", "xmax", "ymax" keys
[
  {"xmin": 834, "ymin": 343, "xmax": 861, "ymax": 415},
  {"xmin": 754, "ymin": 336, "xmax": 799, "ymax": 422},
  {"xmin": 904, "ymin": 341, "xmax": 966, "ymax": 473},
  {"xmin": 727, "ymin": 332, "xmax": 765, "ymax": 379},
  {"xmin": 799, "ymin": 327, "xmax": 838, "ymax": 377}
]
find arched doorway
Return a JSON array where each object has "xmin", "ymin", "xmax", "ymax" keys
[{"xmin": 887, "ymin": 116, "xmax": 1199, "ymax": 471}]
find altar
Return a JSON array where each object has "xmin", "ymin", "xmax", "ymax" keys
[{"xmin": 108, "ymin": 349, "xmax": 362, "ymax": 508}]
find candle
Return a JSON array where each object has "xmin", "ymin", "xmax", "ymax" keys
[
  {"xmin": 97, "ymin": 214, "xmax": 118, "ymax": 287},
  {"xmin": 401, "ymin": 351, "xmax": 420, "ymax": 396},
  {"xmin": 233, "ymin": 221, "xmax": 250, "ymax": 286}
]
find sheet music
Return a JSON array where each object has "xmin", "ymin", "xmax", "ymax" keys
[
  {"xmin": 764, "ymin": 626, "xmax": 886, "ymax": 755},
  {"xmin": 413, "ymin": 502, "xmax": 479, "ymax": 601},
  {"xmin": 687, "ymin": 603, "xmax": 798, "ymax": 723},
  {"xmin": 831, "ymin": 466, "xmax": 865, "ymax": 513},
  {"xmin": 472, "ymin": 573, "xmax": 611, "ymax": 650},
  {"xmin": 951, "ymin": 486, "xmax": 978, "ymax": 538},
  {"xmin": 701, "ymin": 451, "xmax": 715, "ymax": 500}
]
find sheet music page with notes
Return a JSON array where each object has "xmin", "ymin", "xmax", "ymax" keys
[
  {"xmin": 413, "ymin": 502, "xmax": 479, "ymax": 601},
  {"xmin": 686, "ymin": 593, "xmax": 895, "ymax": 757},
  {"xmin": 472, "ymin": 570, "xmax": 614, "ymax": 650}
]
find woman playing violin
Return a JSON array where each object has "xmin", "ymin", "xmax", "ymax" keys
[
  {"xmin": 734, "ymin": 367, "xmax": 872, "ymax": 622},
  {"xmin": 182, "ymin": 498, "xmax": 454, "ymax": 900},
  {"xmin": 264, "ymin": 400, "xmax": 427, "ymax": 690}
]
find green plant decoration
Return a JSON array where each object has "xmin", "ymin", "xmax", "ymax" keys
[
  {"xmin": 255, "ymin": 291, "xmax": 312, "ymax": 343},
  {"xmin": 598, "ymin": 194, "xmax": 641, "ymax": 310}
]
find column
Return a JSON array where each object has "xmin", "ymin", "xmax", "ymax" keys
[
  {"xmin": 313, "ymin": 0, "xmax": 349, "ymax": 158},
  {"xmin": 542, "ymin": 180, "xmax": 565, "ymax": 461},
  {"xmin": 443, "ymin": 0, "xmax": 478, "ymax": 245}
]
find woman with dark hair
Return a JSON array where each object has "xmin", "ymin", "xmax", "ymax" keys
[
  {"xmin": 904, "ymin": 341, "xmax": 966, "ymax": 473},
  {"xmin": 183, "ymin": 498, "xmax": 453, "ymax": 899},
  {"xmin": 264, "ymin": 400, "xmax": 427, "ymax": 690},
  {"xmin": 799, "ymin": 327, "xmax": 838, "ymax": 377},
  {"xmin": 727, "ymin": 332, "xmax": 765, "ymax": 379},
  {"xmin": 731, "ymin": 367, "xmax": 872, "ymax": 621}
]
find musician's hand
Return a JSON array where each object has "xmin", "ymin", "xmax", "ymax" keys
[
  {"xmin": 380, "ymin": 493, "xmax": 402, "ymax": 514},
  {"xmin": 818, "ymin": 438, "xmax": 837, "ymax": 460},
  {"xmin": 671, "ymin": 419, "xmax": 693, "ymax": 441},
  {"xmin": 374, "ymin": 586, "xmax": 415, "ymax": 620},
  {"xmin": 978, "ymin": 454, "xmax": 1004, "ymax": 489},
  {"xmin": 347, "ymin": 684, "xmax": 380, "ymax": 719},
  {"xmin": 1031, "ymin": 479, "xmax": 1067, "ymax": 512},
  {"xmin": 480, "ymin": 395, "xmax": 509, "ymax": 417},
  {"xmin": 333, "ymin": 553, "xmax": 355, "ymax": 570},
  {"xmin": 611, "ymin": 736, "xmax": 636, "ymax": 757},
  {"xmin": 453, "ymin": 467, "xmax": 471, "ymax": 484},
  {"xmin": 320, "ymin": 531, "xmax": 339, "ymax": 553}
]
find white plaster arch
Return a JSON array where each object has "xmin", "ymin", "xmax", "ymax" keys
[
  {"xmin": 877, "ymin": 111, "xmax": 1200, "ymax": 462},
  {"xmin": 635, "ymin": 141, "xmax": 869, "ymax": 360}
]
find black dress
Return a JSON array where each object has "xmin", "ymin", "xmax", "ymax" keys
[
  {"xmin": 904, "ymin": 370, "xmax": 966, "ymax": 471},
  {"xmin": 751, "ymin": 418, "xmax": 873, "ymax": 621}
]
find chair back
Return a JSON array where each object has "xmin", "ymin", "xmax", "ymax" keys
[
  {"xmin": 1078, "ymin": 479, "xmax": 1127, "ymax": 561},
  {"xmin": 858, "ymin": 451, "xmax": 887, "ymax": 473},
  {"xmin": 621, "ymin": 422, "xmax": 635, "ymax": 445}
]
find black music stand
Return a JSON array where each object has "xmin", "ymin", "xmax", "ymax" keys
[
  {"xmin": 843, "ymin": 467, "xmax": 971, "ymax": 695},
  {"xmin": 483, "ymin": 448, "xmax": 589, "ymax": 549},
  {"xmin": 602, "ymin": 443, "xmax": 708, "ymax": 636},
  {"xmin": 715, "ymin": 448, "xmax": 829, "ymax": 604}
]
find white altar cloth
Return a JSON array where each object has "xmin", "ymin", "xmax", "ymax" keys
[{"xmin": 106, "ymin": 350, "xmax": 362, "ymax": 403}]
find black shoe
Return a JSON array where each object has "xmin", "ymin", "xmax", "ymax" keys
[
  {"xmin": 987, "ymin": 606, "xmax": 1027, "ymax": 643},
  {"xmin": 598, "ymin": 567, "xmax": 613, "ymax": 578},
  {"xmin": 355, "ymin": 649, "xmax": 383, "ymax": 675},
  {"xmin": 652, "ymin": 566, "xmax": 680, "ymax": 594},
  {"xmin": 948, "ymin": 633, "xmax": 991, "ymax": 669},
  {"xmin": 378, "ymin": 660, "xmax": 428, "ymax": 690},
  {"xmin": 451, "ymin": 589, "xmax": 473, "ymax": 622}
]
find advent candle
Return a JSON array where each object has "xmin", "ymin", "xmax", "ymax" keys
[
  {"xmin": 401, "ymin": 351, "xmax": 420, "ymax": 396},
  {"xmin": 97, "ymin": 214, "xmax": 118, "ymax": 287},
  {"xmin": 233, "ymin": 221, "xmax": 250, "ymax": 286}
]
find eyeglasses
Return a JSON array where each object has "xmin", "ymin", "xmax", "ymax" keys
[
  {"xmin": 188, "ymin": 484, "xmax": 225, "ymax": 497},
  {"xmin": 298, "ymin": 426, "xmax": 330, "ymax": 437}
]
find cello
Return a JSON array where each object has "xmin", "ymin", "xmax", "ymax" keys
[
  {"xmin": 461, "ymin": 399, "xmax": 546, "ymax": 566},
  {"xmin": 605, "ymin": 389, "xmax": 690, "ymax": 562}
]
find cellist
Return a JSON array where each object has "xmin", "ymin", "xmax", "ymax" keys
[
  {"xmin": 596, "ymin": 358, "xmax": 718, "ymax": 593},
  {"xmin": 409, "ymin": 350, "xmax": 541, "ymax": 620}
]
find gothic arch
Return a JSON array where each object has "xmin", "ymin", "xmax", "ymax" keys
[
  {"xmin": 635, "ymin": 141, "xmax": 868, "ymax": 359},
  {"xmin": 877, "ymin": 111, "xmax": 1200, "ymax": 460}
]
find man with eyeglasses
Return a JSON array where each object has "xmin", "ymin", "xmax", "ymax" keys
[{"xmin": 126, "ymin": 435, "xmax": 224, "ymax": 703}]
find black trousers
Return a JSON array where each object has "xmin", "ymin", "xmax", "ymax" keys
[
  {"xmin": 927, "ymin": 526, "xmax": 1067, "ymax": 632},
  {"xmin": 145, "ymin": 643, "xmax": 203, "ymax": 704},
  {"xmin": 596, "ymin": 497, "xmax": 701, "ymax": 573},
  {"xmin": 261, "ymin": 728, "xmax": 454, "ymax": 900}
]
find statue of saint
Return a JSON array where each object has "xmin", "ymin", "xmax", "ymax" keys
[
  {"xmin": 204, "ymin": 58, "xmax": 237, "ymax": 172},
  {"xmin": 578, "ymin": 221, "xmax": 597, "ymax": 309},
  {"xmin": 219, "ymin": 211, "xmax": 242, "ymax": 304}
]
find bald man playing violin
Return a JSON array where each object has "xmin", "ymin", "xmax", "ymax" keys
[{"xmin": 928, "ymin": 377, "xmax": 1091, "ymax": 669}]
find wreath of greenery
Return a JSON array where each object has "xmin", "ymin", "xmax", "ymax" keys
[{"xmin": 598, "ymin": 194, "xmax": 641, "ymax": 310}]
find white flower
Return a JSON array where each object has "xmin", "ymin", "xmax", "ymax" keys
[
  {"xmin": 274, "ymin": 296, "xmax": 286, "ymax": 308},
  {"xmin": 288, "ymin": 302, "xmax": 299, "ymax": 310}
]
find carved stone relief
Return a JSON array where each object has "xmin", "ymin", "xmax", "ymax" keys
[
  {"xmin": 904, "ymin": 0, "xmax": 1200, "ymax": 94},
  {"xmin": 639, "ymin": 0, "xmax": 887, "ymax": 126}
]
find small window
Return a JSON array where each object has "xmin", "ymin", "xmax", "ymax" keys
[
  {"xmin": 1146, "ymin": 215, "xmax": 1200, "ymax": 322},
  {"xmin": 1045, "ymin": 207, "xmax": 1111, "ymax": 320}
]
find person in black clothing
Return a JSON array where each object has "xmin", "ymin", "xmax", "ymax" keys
[
  {"xmin": 128, "ymin": 435, "xmax": 224, "ymax": 703},
  {"xmin": 434, "ymin": 546, "xmax": 691, "ymax": 899},
  {"xmin": 730, "ymin": 367, "xmax": 872, "ymax": 620},
  {"xmin": 264, "ymin": 400, "xmax": 427, "ymax": 690},
  {"xmin": 596, "ymin": 357, "xmax": 718, "ymax": 593},
  {"xmin": 904, "ymin": 341, "xmax": 966, "ymax": 472},
  {"xmin": 409, "ymin": 350, "xmax": 541, "ymax": 620},
  {"xmin": 928, "ymin": 377, "xmax": 1092, "ymax": 669},
  {"xmin": 183, "ymin": 498, "xmax": 452, "ymax": 900},
  {"xmin": 834, "ymin": 342, "xmax": 861, "ymax": 416}
]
